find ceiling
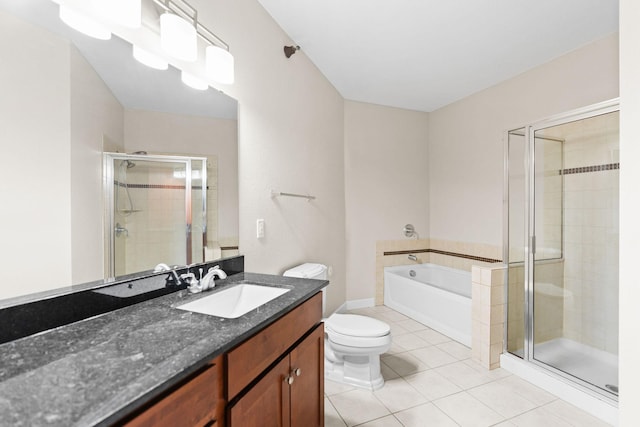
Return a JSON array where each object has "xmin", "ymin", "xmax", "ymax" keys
[{"xmin": 257, "ymin": 0, "xmax": 619, "ymax": 112}]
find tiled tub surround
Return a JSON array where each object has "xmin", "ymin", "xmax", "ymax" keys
[
  {"xmin": 471, "ymin": 265, "xmax": 506, "ymax": 370},
  {"xmin": 375, "ymin": 238, "xmax": 502, "ymax": 305},
  {"xmin": 0, "ymin": 266, "xmax": 326, "ymax": 426}
]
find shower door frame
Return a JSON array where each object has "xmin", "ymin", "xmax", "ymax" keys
[
  {"xmin": 503, "ymin": 98, "xmax": 620, "ymax": 400},
  {"xmin": 103, "ymin": 153, "xmax": 208, "ymax": 280}
]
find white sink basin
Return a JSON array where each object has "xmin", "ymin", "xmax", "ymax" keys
[{"xmin": 176, "ymin": 283, "xmax": 290, "ymax": 318}]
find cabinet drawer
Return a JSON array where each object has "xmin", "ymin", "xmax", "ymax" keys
[
  {"xmin": 123, "ymin": 356, "xmax": 224, "ymax": 427},
  {"xmin": 226, "ymin": 292, "xmax": 322, "ymax": 399}
]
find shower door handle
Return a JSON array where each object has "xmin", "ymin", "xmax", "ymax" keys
[
  {"xmin": 531, "ymin": 235, "xmax": 536, "ymax": 255},
  {"xmin": 115, "ymin": 222, "xmax": 129, "ymax": 237}
]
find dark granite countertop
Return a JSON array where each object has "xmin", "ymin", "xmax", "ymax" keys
[{"xmin": 0, "ymin": 272, "xmax": 327, "ymax": 427}]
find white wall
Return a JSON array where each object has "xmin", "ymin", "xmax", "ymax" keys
[
  {"xmin": 428, "ymin": 34, "xmax": 619, "ymax": 247},
  {"xmin": 618, "ymin": 0, "xmax": 640, "ymax": 422},
  {"xmin": 192, "ymin": 0, "xmax": 347, "ymax": 314},
  {"xmin": 0, "ymin": 10, "xmax": 72, "ymax": 299},
  {"xmin": 344, "ymin": 101, "xmax": 429, "ymax": 301},
  {"xmin": 70, "ymin": 46, "xmax": 124, "ymax": 284}
]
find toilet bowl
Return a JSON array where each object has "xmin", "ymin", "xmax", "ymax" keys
[{"xmin": 283, "ymin": 263, "xmax": 392, "ymax": 390}]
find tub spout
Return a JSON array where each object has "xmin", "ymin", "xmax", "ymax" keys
[{"xmin": 408, "ymin": 254, "xmax": 418, "ymax": 262}]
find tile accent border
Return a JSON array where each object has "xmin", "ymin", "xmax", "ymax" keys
[
  {"xmin": 383, "ymin": 248, "xmax": 502, "ymax": 264},
  {"xmin": 559, "ymin": 162, "xmax": 619, "ymax": 175}
]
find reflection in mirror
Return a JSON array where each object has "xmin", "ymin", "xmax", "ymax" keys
[{"xmin": 0, "ymin": 0, "xmax": 238, "ymax": 302}]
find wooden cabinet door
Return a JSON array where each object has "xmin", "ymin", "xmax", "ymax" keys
[
  {"xmin": 289, "ymin": 323, "xmax": 324, "ymax": 427},
  {"xmin": 229, "ymin": 356, "xmax": 291, "ymax": 427},
  {"xmin": 123, "ymin": 357, "xmax": 223, "ymax": 427}
]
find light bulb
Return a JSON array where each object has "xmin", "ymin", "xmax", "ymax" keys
[
  {"xmin": 206, "ymin": 45, "xmax": 234, "ymax": 84},
  {"xmin": 133, "ymin": 46, "xmax": 169, "ymax": 70},
  {"xmin": 97, "ymin": 0, "xmax": 142, "ymax": 28},
  {"xmin": 59, "ymin": 5, "xmax": 111, "ymax": 40},
  {"xmin": 181, "ymin": 71, "xmax": 208, "ymax": 91},
  {"xmin": 160, "ymin": 13, "xmax": 197, "ymax": 62}
]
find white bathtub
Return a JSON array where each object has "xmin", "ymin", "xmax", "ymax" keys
[{"xmin": 384, "ymin": 263, "xmax": 472, "ymax": 346}]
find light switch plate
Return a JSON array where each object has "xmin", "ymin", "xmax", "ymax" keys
[{"xmin": 256, "ymin": 219, "xmax": 265, "ymax": 238}]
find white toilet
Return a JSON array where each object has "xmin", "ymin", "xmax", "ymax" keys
[{"xmin": 283, "ymin": 263, "xmax": 392, "ymax": 390}]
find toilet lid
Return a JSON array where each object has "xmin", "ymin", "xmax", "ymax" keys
[{"xmin": 326, "ymin": 314, "xmax": 390, "ymax": 338}]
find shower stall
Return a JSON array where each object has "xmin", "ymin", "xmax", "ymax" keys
[
  {"xmin": 504, "ymin": 100, "xmax": 619, "ymax": 401},
  {"xmin": 103, "ymin": 153, "xmax": 208, "ymax": 279}
]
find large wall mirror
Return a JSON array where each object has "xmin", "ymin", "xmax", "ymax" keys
[{"xmin": 0, "ymin": 0, "xmax": 239, "ymax": 302}]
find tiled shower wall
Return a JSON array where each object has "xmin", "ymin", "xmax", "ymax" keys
[
  {"xmin": 115, "ymin": 156, "xmax": 226, "ymax": 275},
  {"xmin": 506, "ymin": 113, "xmax": 619, "ymax": 357},
  {"xmin": 561, "ymin": 116, "xmax": 619, "ymax": 354}
]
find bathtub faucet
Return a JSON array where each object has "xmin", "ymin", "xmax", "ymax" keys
[{"xmin": 408, "ymin": 254, "xmax": 418, "ymax": 262}]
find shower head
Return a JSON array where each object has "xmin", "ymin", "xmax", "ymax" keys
[{"xmin": 122, "ymin": 152, "xmax": 147, "ymax": 169}]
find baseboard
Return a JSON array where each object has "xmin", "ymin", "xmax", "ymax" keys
[{"xmin": 344, "ymin": 298, "xmax": 375, "ymax": 311}]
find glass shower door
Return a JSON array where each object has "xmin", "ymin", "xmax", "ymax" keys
[
  {"xmin": 105, "ymin": 154, "xmax": 208, "ymax": 279},
  {"xmin": 505, "ymin": 101, "xmax": 619, "ymax": 399},
  {"xmin": 531, "ymin": 110, "xmax": 619, "ymax": 395}
]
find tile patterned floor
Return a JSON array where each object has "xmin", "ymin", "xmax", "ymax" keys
[{"xmin": 324, "ymin": 305, "xmax": 611, "ymax": 427}]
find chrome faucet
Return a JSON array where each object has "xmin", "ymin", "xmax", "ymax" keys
[
  {"xmin": 408, "ymin": 254, "xmax": 418, "ymax": 262},
  {"xmin": 154, "ymin": 263, "xmax": 183, "ymax": 286},
  {"xmin": 200, "ymin": 265, "xmax": 227, "ymax": 291}
]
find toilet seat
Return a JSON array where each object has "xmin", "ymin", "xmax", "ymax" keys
[
  {"xmin": 326, "ymin": 314, "xmax": 390, "ymax": 337},
  {"xmin": 326, "ymin": 314, "xmax": 391, "ymax": 347}
]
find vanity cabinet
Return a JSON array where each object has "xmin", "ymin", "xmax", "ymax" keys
[
  {"xmin": 122, "ymin": 355, "xmax": 225, "ymax": 427},
  {"xmin": 227, "ymin": 293, "xmax": 324, "ymax": 427},
  {"xmin": 119, "ymin": 292, "xmax": 323, "ymax": 427}
]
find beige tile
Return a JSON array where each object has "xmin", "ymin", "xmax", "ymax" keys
[
  {"xmin": 404, "ymin": 369, "xmax": 462, "ymax": 401},
  {"xmin": 373, "ymin": 377, "xmax": 428, "ymax": 412},
  {"xmin": 328, "ymin": 389, "xmax": 390, "ymax": 427},
  {"xmin": 325, "ymin": 378, "xmax": 356, "ymax": 396},
  {"xmin": 394, "ymin": 318, "xmax": 429, "ymax": 332},
  {"xmin": 495, "ymin": 375, "xmax": 557, "ymax": 406},
  {"xmin": 436, "ymin": 340, "xmax": 472, "ymax": 360},
  {"xmin": 377, "ymin": 310, "xmax": 410, "ymax": 323},
  {"xmin": 388, "ymin": 321, "xmax": 410, "ymax": 337},
  {"xmin": 467, "ymin": 380, "xmax": 538, "ymax": 418},
  {"xmin": 392, "ymin": 333, "xmax": 430, "ymax": 351},
  {"xmin": 541, "ymin": 400, "xmax": 612, "ymax": 427},
  {"xmin": 491, "ymin": 268, "xmax": 506, "ymax": 286},
  {"xmin": 381, "ymin": 352, "xmax": 430, "ymax": 377},
  {"xmin": 508, "ymin": 406, "xmax": 571, "ymax": 427},
  {"xmin": 381, "ymin": 359, "xmax": 401, "ymax": 380},
  {"xmin": 414, "ymin": 328, "xmax": 451, "ymax": 345},
  {"xmin": 395, "ymin": 402, "xmax": 459, "ymax": 427},
  {"xmin": 462, "ymin": 359, "xmax": 512, "ymax": 381},
  {"xmin": 409, "ymin": 346, "xmax": 458, "ymax": 368},
  {"xmin": 433, "ymin": 391, "xmax": 504, "ymax": 427},
  {"xmin": 325, "ymin": 397, "xmax": 348, "ymax": 427},
  {"xmin": 357, "ymin": 415, "xmax": 404, "ymax": 427},
  {"xmin": 472, "ymin": 266, "xmax": 483, "ymax": 283},
  {"xmin": 434, "ymin": 361, "xmax": 499, "ymax": 389}
]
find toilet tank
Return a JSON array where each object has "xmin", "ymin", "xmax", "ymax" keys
[
  {"xmin": 283, "ymin": 263, "xmax": 328, "ymax": 280},
  {"xmin": 283, "ymin": 263, "xmax": 328, "ymax": 315}
]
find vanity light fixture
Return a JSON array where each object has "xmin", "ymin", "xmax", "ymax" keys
[
  {"xmin": 98, "ymin": 0, "xmax": 142, "ymax": 28},
  {"xmin": 181, "ymin": 71, "xmax": 209, "ymax": 91},
  {"xmin": 58, "ymin": 4, "xmax": 112, "ymax": 40},
  {"xmin": 133, "ymin": 46, "xmax": 169, "ymax": 70},
  {"xmin": 206, "ymin": 45, "xmax": 234, "ymax": 84},
  {"xmin": 160, "ymin": 11, "xmax": 197, "ymax": 62}
]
